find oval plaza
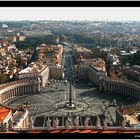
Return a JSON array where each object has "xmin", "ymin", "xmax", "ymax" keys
[{"xmin": 0, "ymin": 59, "xmax": 140, "ymax": 131}]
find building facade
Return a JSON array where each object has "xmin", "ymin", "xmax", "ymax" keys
[
  {"xmin": 18, "ymin": 62, "xmax": 49, "ymax": 87},
  {"xmin": 74, "ymin": 64, "xmax": 107, "ymax": 85}
]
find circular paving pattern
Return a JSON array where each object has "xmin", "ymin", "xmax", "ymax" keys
[
  {"xmin": 3, "ymin": 79, "xmax": 138, "ymax": 127},
  {"xmin": 51, "ymin": 99, "xmax": 90, "ymax": 113}
]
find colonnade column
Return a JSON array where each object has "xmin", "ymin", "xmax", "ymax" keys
[
  {"xmin": 21, "ymin": 86, "xmax": 24, "ymax": 95},
  {"xmin": 7, "ymin": 90, "xmax": 10, "ymax": 99},
  {"xmin": 9, "ymin": 89, "xmax": 14, "ymax": 97},
  {"xmin": 10, "ymin": 90, "xmax": 13, "ymax": 98},
  {"xmin": 13, "ymin": 88, "xmax": 15, "ymax": 97},
  {"xmin": 25, "ymin": 86, "xmax": 27, "ymax": 94},
  {"xmin": 19, "ymin": 86, "xmax": 22, "ymax": 96},
  {"xmin": 15, "ymin": 87, "xmax": 19, "ymax": 96},
  {"xmin": 3, "ymin": 92, "xmax": 5, "ymax": 101},
  {"xmin": 29, "ymin": 85, "xmax": 32, "ymax": 93},
  {"xmin": 27, "ymin": 85, "xmax": 29, "ymax": 93},
  {"xmin": 24, "ymin": 86, "xmax": 26, "ymax": 94},
  {"xmin": 22, "ymin": 86, "xmax": 24, "ymax": 95},
  {"xmin": 29, "ymin": 85, "xmax": 31, "ymax": 93}
]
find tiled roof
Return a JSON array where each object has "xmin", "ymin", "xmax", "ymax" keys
[{"xmin": 0, "ymin": 107, "xmax": 11, "ymax": 123}]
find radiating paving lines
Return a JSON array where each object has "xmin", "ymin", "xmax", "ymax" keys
[
  {"xmin": 34, "ymin": 94, "xmax": 54, "ymax": 103},
  {"xmin": 86, "ymin": 94, "xmax": 103, "ymax": 102},
  {"xmin": 41, "ymin": 93, "xmax": 55, "ymax": 101}
]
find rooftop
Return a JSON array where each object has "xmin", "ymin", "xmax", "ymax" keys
[
  {"xmin": 133, "ymin": 65, "xmax": 140, "ymax": 70},
  {"xmin": 74, "ymin": 46, "xmax": 92, "ymax": 52},
  {"xmin": 0, "ymin": 106, "xmax": 11, "ymax": 123},
  {"xmin": 123, "ymin": 115, "xmax": 140, "ymax": 126},
  {"xmin": 19, "ymin": 62, "xmax": 48, "ymax": 74}
]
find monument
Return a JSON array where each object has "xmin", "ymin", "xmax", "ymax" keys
[
  {"xmin": 65, "ymin": 81, "xmax": 76, "ymax": 109},
  {"xmin": 51, "ymin": 80, "xmax": 89, "ymax": 115}
]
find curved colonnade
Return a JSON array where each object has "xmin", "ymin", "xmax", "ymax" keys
[
  {"xmin": 0, "ymin": 77, "xmax": 140, "ymax": 107},
  {"xmin": 0, "ymin": 79, "xmax": 40, "ymax": 104},
  {"xmin": 99, "ymin": 79, "xmax": 140, "ymax": 100}
]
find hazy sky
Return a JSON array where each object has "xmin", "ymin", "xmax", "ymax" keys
[{"xmin": 0, "ymin": 7, "xmax": 140, "ymax": 21}]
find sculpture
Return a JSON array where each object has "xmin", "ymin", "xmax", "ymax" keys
[
  {"xmin": 74, "ymin": 116, "xmax": 79, "ymax": 129},
  {"xmin": 53, "ymin": 117, "xmax": 59, "ymax": 129},
  {"xmin": 0, "ymin": 123, "xmax": 8, "ymax": 131},
  {"xmin": 122, "ymin": 118, "xmax": 126, "ymax": 128},
  {"xmin": 46, "ymin": 117, "xmax": 52, "ymax": 129},
  {"xmin": 103, "ymin": 118, "xmax": 107, "ymax": 129},
  {"xmin": 113, "ymin": 99, "xmax": 117, "ymax": 106},
  {"xmin": 66, "ymin": 116, "xmax": 73, "ymax": 129},
  {"xmin": 29, "ymin": 116, "xmax": 34, "ymax": 128},
  {"xmin": 96, "ymin": 116, "xmax": 101, "ymax": 129},
  {"xmin": 66, "ymin": 118, "xmax": 71, "ymax": 129},
  {"xmin": 8, "ymin": 119, "xmax": 13, "ymax": 129},
  {"xmin": 84, "ymin": 117, "xmax": 90, "ymax": 128}
]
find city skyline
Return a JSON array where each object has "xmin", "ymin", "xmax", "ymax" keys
[
  {"xmin": 0, "ymin": 7, "xmax": 140, "ymax": 21},
  {"xmin": 0, "ymin": 8, "xmax": 140, "ymax": 134}
]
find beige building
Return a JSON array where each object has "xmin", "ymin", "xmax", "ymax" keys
[
  {"xmin": 87, "ymin": 65, "xmax": 107, "ymax": 85},
  {"xmin": 73, "ymin": 46, "xmax": 107, "ymax": 85},
  {"xmin": 49, "ymin": 66, "xmax": 63, "ymax": 79},
  {"xmin": 73, "ymin": 46, "xmax": 94, "ymax": 64},
  {"xmin": 74, "ymin": 63, "xmax": 107, "ymax": 85},
  {"xmin": 18, "ymin": 62, "xmax": 49, "ymax": 87},
  {"xmin": 0, "ymin": 47, "xmax": 5, "ymax": 56},
  {"xmin": 116, "ymin": 104, "xmax": 140, "ymax": 128},
  {"xmin": 19, "ymin": 36, "xmax": 26, "ymax": 42},
  {"xmin": 36, "ymin": 44, "xmax": 63, "ymax": 66},
  {"xmin": 74, "ymin": 57, "xmax": 107, "ymax": 85}
]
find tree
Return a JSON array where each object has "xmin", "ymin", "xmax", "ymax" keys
[
  {"xmin": 120, "ymin": 51, "xmax": 140, "ymax": 65},
  {"xmin": 0, "ymin": 73, "xmax": 8, "ymax": 84},
  {"xmin": 59, "ymin": 34, "xmax": 66, "ymax": 42}
]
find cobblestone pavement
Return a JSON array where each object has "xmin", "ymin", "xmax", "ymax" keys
[{"xmin": 4, "ymin": 79, "xmax": 133, "ymax": 127}]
